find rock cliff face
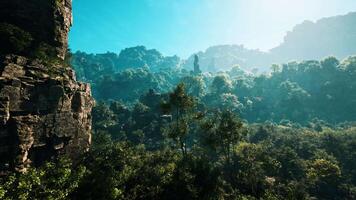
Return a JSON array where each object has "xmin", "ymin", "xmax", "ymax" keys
[
  {"xmin": 0, "ymin": 0, "xmax": 73, "ymax": 59},
  {"xmin": 0, "ymin": 0, "xmax": 93, "ymax": 172}
]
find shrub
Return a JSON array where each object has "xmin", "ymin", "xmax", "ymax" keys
[{"xmin": 0, "ymin": 23, "xmax": 33, "ymax": 55}]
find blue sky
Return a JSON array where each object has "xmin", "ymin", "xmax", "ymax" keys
[{"xmin": 69, "ymin": 0, "xmax": 356, "ymax": 58}]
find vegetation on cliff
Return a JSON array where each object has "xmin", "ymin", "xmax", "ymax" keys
[
  {"xmin": 1, "ymin": 82, "xmax": 356, "ymax": 199},
  {"xmin": 1, "ymin": 1, "xmax": 356, "ymax": 200}
]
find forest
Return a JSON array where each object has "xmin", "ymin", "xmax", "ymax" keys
[
  {"xmin": 1, "ymin": 52, "xmax": 356, "ymax": 199},
  {"xmin": 1, "ymin": 2, "xmax": 356, "ymax": 200},
  {"xmin": 73, "ymin": 50, "xmax": 356, "ymax": 124}
]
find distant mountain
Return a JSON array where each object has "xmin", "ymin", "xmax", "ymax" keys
[
  {"xmin": 271, "ymin": 12, "xmax": 356, "ymax": 61},
  {"xmin": 71, "ymin": 46, "xmax": 181, "ymax": 82},
  {"xmin": 116, "ymin": 46, "xmax": 180, "ymax": 71},
  {"xmin": 73, "ymin": 12, "xmax": 356, "ymax": 74},
  {"xmin": 183, "ymin": 45, "xmax": 273, "ymax": 72},
  {"xmin": 184, "ymin": 12, "xmax": 356, "ymax": 72}
]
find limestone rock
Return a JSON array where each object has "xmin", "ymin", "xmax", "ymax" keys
[
  {"xmin": 0, "ymin": 0, "xmax": 94, "ymax": 172},
  {"xmin": 0, "ymin": 55, "xmax": 94, "ymax": 172}
]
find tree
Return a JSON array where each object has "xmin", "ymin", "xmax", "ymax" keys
[
  {"xmin": 92, "ymin": 101, "xmax": 116, "ymax": 130},
  {"xmin": 307, "ymin": 159, "xmax": 342, "ymax": 198},
  {"xmin": 340, "ymin": 56, "xmax": 356, "ymax": 75},
  {"xmin": 200, "ymin": 111, "xmax": 246, "ymax": 163},
  {"xmin": 181, "ymin": 76, "xmax": 206, "ymax": 98},
  {"xmin": 220, "ymin": 93, "xmax": 243, "ymax": 112},
  {"xmin": 321, "ymin": 56, "xmax": 339, "ymax": 71},
  {"xmin": 232, "ymin": 142, "xmax": 266, "ymax": 196},
  {"xmin": 211, "ymin": 75, "xmax": 232, "ymax": 95},
  {"xmin": 163, "ymin": 83, "xmax": 195, "ymax": 157},
  {"xmin": 0, "ymin": 158, "xmax": 85, "ymax": 200},
  {"xmin": 229, "ymin": 65, "xmax": 245, "ymax": 77},
  {"xmin": 139, "ymin": 89, "xmax": 162, "ymax": 112},
  {"xmin": 277, "ymin": 81, "xmax": 311, "ymax": 122},
  {"xmin": 271, "ymin": 64, "xmax": 281, "ymax": 74}
]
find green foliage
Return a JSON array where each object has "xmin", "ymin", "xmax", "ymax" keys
[
  {"xmin": 0, "ymin": 23, "xmax": 33, "ymax": 55},
  {"xmin": 200, "ymin": 111, "xmax": 245, "ymax": 163},
  {"xmin": 163, "ymin": 83, "xmax": 195, "ymax": 157},
  {"xmin": 95, "ymin": 67, "xmax": 185, "ymax": 102},
  {"xmin": 340, "ymin": 56, "xmax": 356, "ymax": 75},
  {"xmin": 168, "ymin": 83, "xmax": 195, "ymax": 113},
  {"xmin": 80, "ymin": 80, "xmax": 356, "ymax": 199},
  {"xmin": 31, "ymin": 42, "xmax": 64, "ymax": 65},
  {"xmin": 3, "ymin": 52, "xmax": 356, "ymax": 200},
  {"xmin": 181, "ymin": 76, "xmax": 206, "ymax": 97},
  {"xmin": 211, "ymin": 75, "xmax": 232, "ymax": 94},
  {"xmin": 0, "ymin": 158, "xmax": 85, "ymax": 200},
  {"xmin": 71, "ymin": 46, "xmax": 181, "ymax": 84},
  {"xmin": 3, "ymin": 97, "xmax": 356, "ymax": 199},
  {"xmin": 307, "ymin": 159, "xmax": 342, "ymax": 198},
  {"xmin": 75, "ymin": 46, "xmax": 356, "ymax": 124}
]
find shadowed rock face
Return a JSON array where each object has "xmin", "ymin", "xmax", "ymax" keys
[
  {"xmin": 0, "ymin": 0, "xmax": 93, "ymax": 172},
  {"xmin": 0, "ymin": 0, "xmax": 72, "ymax": 59}
]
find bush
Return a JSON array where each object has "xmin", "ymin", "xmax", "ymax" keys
[{"xmin": 0, "ymin": 23, "xmax": 33, "ymax": 55}]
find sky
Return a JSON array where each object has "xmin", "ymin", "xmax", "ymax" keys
[{"xmin": 69, "ymin": 0, "xmax": 356, "ymax": 58}]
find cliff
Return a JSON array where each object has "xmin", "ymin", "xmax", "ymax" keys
[
  {"xmin": 271, "ymin": 12, "xmax": 356, "ymax": 61},
  {"xmin": 0, "ymin": 0, "xmax": 93, "ymax": 172},
  {"xmin": 183, "ymin": 12, "xmax": 356, "ymax": 72},
  {"xmin": 0, "ymin": 0, "xmax": 72, "ymax": 59}
]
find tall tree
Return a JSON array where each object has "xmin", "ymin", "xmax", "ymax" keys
[
  {"xmin": 200, "ymin": 111, "xmax": 246, "ymax": 163},
  {"xmin": 163, "ymin": 83, "xmax": 195, "ymax": 157}
]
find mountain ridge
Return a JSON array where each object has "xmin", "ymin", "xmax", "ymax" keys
[{"xmin": 71, "ymin": 11, "xmax": 356, "ymax": 74}]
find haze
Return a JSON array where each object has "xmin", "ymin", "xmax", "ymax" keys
[{"xmin": 69, "ymin": 0, "xmax": 356, "ymax": 58}]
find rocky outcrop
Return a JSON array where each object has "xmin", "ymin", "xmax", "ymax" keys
[
  {"xmin": 0, "ymin": 55, "xmax": 93, "ymax": 171},
  {"xmin": 0, "ymin": 0, "xmax": 93, "ymax": 172}
]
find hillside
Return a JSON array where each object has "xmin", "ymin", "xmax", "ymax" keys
[
  {"xmin": 271, "ymin": 12, "xmax": 356, "ymax": 61},
  {"xmin": 183, "ymin": 45, "xmax": 273, "ymax": 72},
  {"xmin": 2, "ymin": 2, "xmax": 356, "ymax": 200},
  {"xmin": 184, "ymin": 12, "xmax": 356, "ymax": 72},
  {"xmin": 72, "ymin": 46, "xmax": 181, "ymax": 82},
  {"xmin": 72, "ymin": 12, "xmax": 356, "ymax": 74}
]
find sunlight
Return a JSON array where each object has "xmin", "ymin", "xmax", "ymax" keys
[
  {"xmin": 1, "ymin": 1, "xmax": 356, "ymax": 199},
  {"xmin": 249, "ymin": 0, "xmax": 320, "ymax": 16}
]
